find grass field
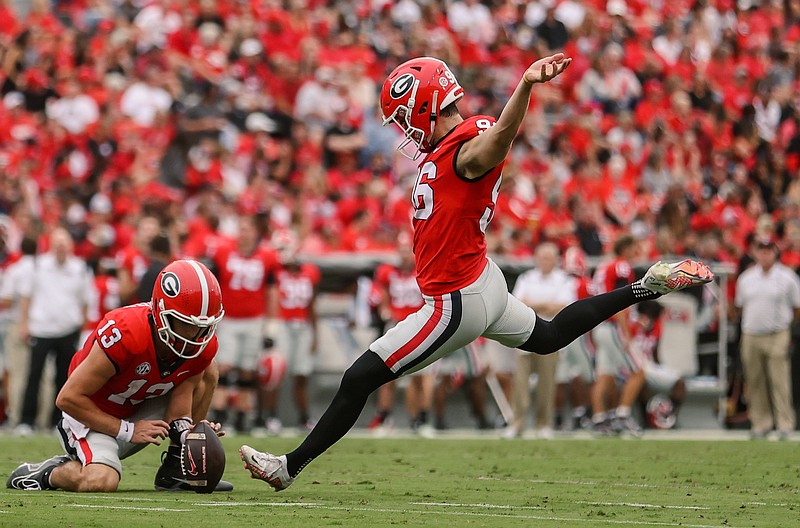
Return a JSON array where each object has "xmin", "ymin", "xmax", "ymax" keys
[{"xmin": 0, "ymin": 432, "xmax": 798, "ymax": 527}]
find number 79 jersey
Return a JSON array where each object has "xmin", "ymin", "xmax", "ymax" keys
[
  {"xmin": 412, "ymin": 115, "xmax": 503, "ymax": 296},
  {"xmin": 68, "ymin": 303, "xmax": 217, "ymax": 419}
]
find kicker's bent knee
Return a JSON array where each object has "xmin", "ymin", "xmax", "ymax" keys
[{"xmin": 77, "ymin": 465, "xmax": 120, "ymax": 493}]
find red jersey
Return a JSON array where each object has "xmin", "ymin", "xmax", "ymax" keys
[
  {"xmin": 593, "ymin": 257, "xmax": 635, "ymax": 294},
  {"xmin": 116, "ymin": 245, "xmax": 149, "ymax": 282},
  {"xmin": 275, "ymin": 263, "xmax": 321, "ymax": 321},
  {"xmin": 84, "ymin": 275, "xmax": 120, "ymax": 331},
  {"xmin": 69, "ymin": 304, "xmax": 217, "ymax": 419},
  {"xmin": 116, "ymin": 244, "xmax": 150, "ymax": 302},
  {"xmin": 374, "ymin": 263, "xmax": 424, "ymax": 322},
  {"xmin": 412, "ymin": 116, "xmax": 503, "ymax": 295},
  {"xmin": 212, "ymin": 243, "xmax": 279, "ymax": 319},
  {"xmin": 573, "ymin": 275, "xmax": 596, "ymax": 300}
]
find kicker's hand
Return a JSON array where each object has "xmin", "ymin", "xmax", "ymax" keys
[
  {"xmin": 132, "ymin": 419, "xmax": 169, "ymax": 445},
  {"xmin": 523, "ymin": 53, "xmax": 571, "ymax": 85}
]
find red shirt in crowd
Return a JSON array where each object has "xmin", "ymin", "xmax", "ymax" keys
[
  {"xmin": 373, "ymin": 263, "xmax": 423, "ymax": 323},
  {"xmin": 84, "ymin": 274, "xmax": 120, "ymax": 332},
  {"xmin": 593, "ymin": 256, "xmax": 635, "ymax": 294},
  {"xmin": 210, "ymin": 242, "xmax": 280, "ymax": 319}
]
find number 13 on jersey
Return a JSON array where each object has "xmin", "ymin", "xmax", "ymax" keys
[{"xmin": 412, "ymin": 161, "xmax": 501, "ymax": 234}]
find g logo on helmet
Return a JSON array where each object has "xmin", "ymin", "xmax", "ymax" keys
[
  {"xmin": 390, "ymin": 73, "xmax": 415, "ymax": 99},
  {"xmin": 161, "ymin": 272, "xmax": 181, "ymax": 298}
]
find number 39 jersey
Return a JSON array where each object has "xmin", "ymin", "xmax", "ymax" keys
[
  {"xmin": 373, "ymin": 263, "xmax": 423, "ymax": 322},
  {"xmin": 412, "ymin": 116, "xmax": 504, "ymax": 296},
  {"xmin": 68, "ymin": 303, "xmax": 217, "ymax": 419},
  {"xmin": 275, "ymin": 263, "xmax": 321, "ymax": 321}
]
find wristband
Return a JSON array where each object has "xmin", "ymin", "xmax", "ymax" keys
[{"xmin": 117, "ymin": 420, "xmax": 134, "ymax": 442}]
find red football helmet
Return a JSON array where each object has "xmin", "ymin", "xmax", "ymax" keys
[
  {"xmin": 257, "ymin": 352, "xmax": 287, "ymax": 390},
  {"xmin": 646, "ymin": 394, "xmax": 677, "ymax": 429},
  {"xmin": 151, "ymin": 259, "xmax": 225, "ymax": 359},
  {"xmin": 380, "ymin": 57, "xmax": 464, "ymax": 160}
]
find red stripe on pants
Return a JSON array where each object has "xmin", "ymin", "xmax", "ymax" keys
[
  {"xmin": 76, "ymin": 436, "xmax": 93, "ymax": 465},
  {"xmin": 385, "ymin": 296, "xmax": 444, "ymax": 369}
]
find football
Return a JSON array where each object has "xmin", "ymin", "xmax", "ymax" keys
[{"xmin": 180, "ymin": 421, "xmax": 226, "ymax": 493}]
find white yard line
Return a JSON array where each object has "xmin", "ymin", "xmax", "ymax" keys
[
  {"xmin": 301, "ymin": 505, "xmax": 742, "ymax": 528},
  {"xmin": 412, "ymin": 501, "xmax": 545, "ymax": 510},
  {"xmin": 576, "ymin": 501, "xmax": 709, "ymax": 510},
  {"xmin": 193, "ymin": 502, "xmax": 320, "ymax": 507},
  {"xmin": 25, "ymin": 497, "xmax": 751, "ymax": 527},
  {"xmin": 67, "ymin": 504, "xmax": 192, "ymax": 512}
]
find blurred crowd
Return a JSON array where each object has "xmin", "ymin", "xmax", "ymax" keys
[
  {"xmin": 1, "ymin": 0, "xmax": 800, "ymax": 268},
  {"xmin": 1, "ymin": 0, "xmax": 800, "ymax": 433}
]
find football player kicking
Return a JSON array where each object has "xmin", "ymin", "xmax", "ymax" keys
[
  {"xmin": 240, "ymin": 54, "xmax": 714, "ymax": 491},
  {"xmin": 6, "ymin": 260, "xmax": 233, "ymax": 493}
]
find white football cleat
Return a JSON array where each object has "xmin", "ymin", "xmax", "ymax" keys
[
  {"xmin": 641, "ymin": 259, "xmax": 714, "ymax": 295},
  {"xmin": 239, "ymin": 445, "xmax": 295, "ymax": 491}
]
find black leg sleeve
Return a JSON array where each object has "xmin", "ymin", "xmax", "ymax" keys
[
  {"xmin": 519, "ymin": 282, "xmax": 659, "ymax": 355},
  {"xmin": 285, "ymin": 350, "xmax": 396, "ymax": 478}
]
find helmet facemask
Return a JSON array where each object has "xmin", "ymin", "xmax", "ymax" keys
[
  {"xmin": 382, "ymin": 78, "xmax": 434, "ymax": 161},
  {"xmin": 156, "ymin": 299, "xmax": 224, "ymax": 359}
]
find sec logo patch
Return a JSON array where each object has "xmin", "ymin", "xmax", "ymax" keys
[{"xmin": 135, "ymin": 362, "xmax": 151, "ymax": 376}]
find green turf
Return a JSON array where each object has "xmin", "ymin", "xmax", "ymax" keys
[{"xmin": 0, "ymin": 434, "xmax": 797, "ymax": 527}]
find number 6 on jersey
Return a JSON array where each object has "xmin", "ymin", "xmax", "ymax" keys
[{"xmin": 412, "ymin": 160, "xmax": 501, "ymax": 234}]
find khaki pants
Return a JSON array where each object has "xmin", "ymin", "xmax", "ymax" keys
[
  {"xmin": 4, "ymin": 321, "xmax": 32, "ymax": 426},
  {"xmin": 510, "ymin": 351, "xmax": 559, "ymax": 432},
  {"xmin": 741, "ymin": 329, "xmax": 796, "ymax": 433}
]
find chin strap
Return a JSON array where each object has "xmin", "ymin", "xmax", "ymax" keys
[{"xmin": 429, "ymin": 89, "xmax": 439, "ymax": 143}]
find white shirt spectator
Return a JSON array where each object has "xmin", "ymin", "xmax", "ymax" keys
[
  {"xmin": 554, "ymin": 0, "xmax": 586, "ymax": 31},
  {"xmin": 120, "ymin": 81, "xmax": 173, "ymax": 127},
  {"xmin": 607, "ymin": 123, "xmax": 644, "ymax": 158},
  {"xmin": 46, "ymin": 94, "xmax": 99, "ymax": 135},
  {"xmin": 652, "ymin": 34, "xmax": 684, "ymax": 66},
  {"xmin": 0, "ymin": 254, "xmax": 35, "ymax": 323},
  {"xmin": 736, "ymin": 261, "xmax": 800, "ymax": 335},
  {"xmin": 524, "ymin": 0, "xmax": 550, "ymax": 28},
  {"xmin": 133, "ymin": 2, "xmax": 181, "ymax": 51},
  {"xmin": 447, "ymin": 0, "xmax": 497, "ymax": 46},
  {"xmin": 19, "ymin": 253, "xmax": 94, "ymax": 338},
  {"xmin": 294, "ymin": 68, "xmax": 346, "ymax": 130},
  {"xmin": 753, "ymin": 95, "xmax": 781, "ymax": 143},
  {"xmin": 579, "ymin": 45, "xmax": 641, "ymax": 111},
  {"xmin": 512, "ymin": 267, "xmax": 576, "ymax": 321},
  {"xmin": 391, "ymin": 0, "xmax": 422, "ymax": 26}
]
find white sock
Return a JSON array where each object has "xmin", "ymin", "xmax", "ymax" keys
[{"xmin": 615, "ymin": 406, "xmax": 631, "ymax": 419}]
